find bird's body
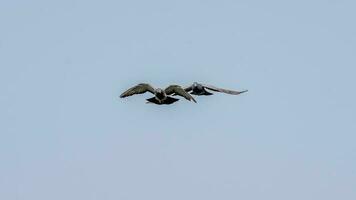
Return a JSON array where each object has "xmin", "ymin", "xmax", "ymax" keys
[
  {"xmin": 146, "ymin": 88, "xmax": 179, "ymax": 105},
  {"xmin": 190, "ymin": 82, "xmax": 213, "ymax": 95},
  {"xmin": 120, "ymin": 83, "xmax": 196, "ymax": 105},
  {"xmin": 154, "ymin": 88, "xmax": 166, "ymax": 101}
]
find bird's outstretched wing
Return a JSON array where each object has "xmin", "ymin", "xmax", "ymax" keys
[
  {"xmin": 165, "ymin": 85, "xmax": 196, "ymax": 103},
  {"xmin": 203, "ymin": 84, "xmax": 248, "ymax": 95},
  {"xmin": 120, "ymin": 83, "xmax": 155, "ymax": 98},
  {"xmin": 172, "ymin": 84, "xmax": 192, "ymax": 96}
]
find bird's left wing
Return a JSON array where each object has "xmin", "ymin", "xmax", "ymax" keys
[
  {"xmin": 120, "ymin": 83, "xmax": 155, "ymax": 98},
  {"xmin": 165, "ymin": 85, "xmax": 196, "ymax": 103}
]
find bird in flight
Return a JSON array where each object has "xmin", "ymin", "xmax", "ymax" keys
[
  {"xmin": 120, "ymin": 83, "xmax": 196, "ymax": 105},
  {"xmin": 183, "ymin": 82, "xmax": 248, "ymax": 96}
]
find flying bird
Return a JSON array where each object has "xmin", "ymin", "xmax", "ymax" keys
[
  {"xmin": 120, "ymin": 83, "xmax": 196, "ymax": 105},
  {"xmin": 183, "ymin": 82, "xmax": 248, "ymax": 96}
]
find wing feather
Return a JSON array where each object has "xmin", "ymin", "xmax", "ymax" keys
[
  {"xmin": 120, "ymin": 83, "xmax": 155, "ymax": 98},
  {"xmin": 203, "ymin": 84, "xmax": 248, "ymax": 95}
]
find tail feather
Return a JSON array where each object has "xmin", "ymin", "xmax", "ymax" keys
[
  {"xmin": 146, "ymin": 97, "xmax": 179, "ymax": 105},
  {"xmin": 163, "ymin": 96, "xmax": 179, "ymax": 104}
]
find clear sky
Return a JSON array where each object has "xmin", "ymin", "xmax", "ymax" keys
[{"xmin": 1, "ymin": 0, "xmax": 355, "ymax": 199}]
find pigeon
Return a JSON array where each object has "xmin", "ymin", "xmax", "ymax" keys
[
  {"xmin": 120, "ymin": 83, "xmax": 196, "ymax": 105},
  {"xmin": 184, "ymin": 82, "xmax": 248, "ymax": 96}
]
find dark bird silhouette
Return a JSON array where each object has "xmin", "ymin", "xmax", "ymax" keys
[
  {"xmin": 120, "ymin": 83, "xmax": 196, "ymax": 105},
  {"xmin": 183, "ymin": 82, "xmax": 248, "ymax": 96}
]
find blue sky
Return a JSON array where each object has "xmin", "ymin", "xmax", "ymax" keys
[{"xmin": 1, "ymin": 0, "xmax": 355, "ymax": 199}]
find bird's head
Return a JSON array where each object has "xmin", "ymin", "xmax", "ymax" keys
[
  {"xmin": 193, "ymin": 82, "xmax": 203, "ymax": 90},
  {"xmin": 156, "ymin": 88, "xmax": 164, "ymax": 94}
]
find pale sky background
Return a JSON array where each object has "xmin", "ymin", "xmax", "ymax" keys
[{"xmin": 1, "ymin": 0, "xmax": 356, "ymax": 200}]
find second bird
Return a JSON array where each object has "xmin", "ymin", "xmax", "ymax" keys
[{"xmin": 183, "ymin": 82, "xmax": 248, "ymax": 96}]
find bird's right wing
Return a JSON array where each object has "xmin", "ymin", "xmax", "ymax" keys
[
  {"xmin": 165, "ymin": 85, "xmax": 196, "ymax": 103},
  {"xmin": 203, "ymin": 84, "xmax": 248, "ymax": 95},
  {"xmin": 120, "ymin": 83, "xmax": 155, "ymax": 98},
  {"xmin": 172, "ymin": 84, "xmax": 192, "ymax": 96}
]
